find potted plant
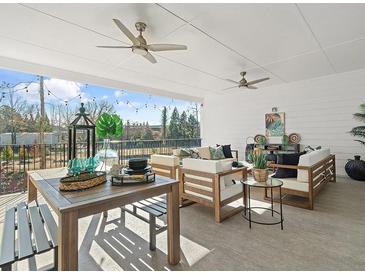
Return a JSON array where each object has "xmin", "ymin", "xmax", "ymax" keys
[
  {"xmin": 347, "ymin": 102, "xmax": 365, "ymax": 181},
  {"xmin": 96, "ymin": 113, "xmax": 123, "ymax": 172},
  {"xmin": 249, "ymin": 151, "xmax": 268, "ymax": 182}
]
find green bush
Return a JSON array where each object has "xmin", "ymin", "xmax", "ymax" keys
[{"xmin": 2, "ymin": 146, "xmax": 14, "ymax": 160}]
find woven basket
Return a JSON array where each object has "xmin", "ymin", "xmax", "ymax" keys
[
  {"xmin": 253, "ymin": 168, "xmax": 268, "ymax": 182},
  {"xmin": 59, "ymin": 172, "xmax": 106, "ymax": 191}
]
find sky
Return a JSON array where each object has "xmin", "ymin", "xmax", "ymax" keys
[{"xmin": 0, "ymin": 68, "xmax": 200, "ymax": 125}]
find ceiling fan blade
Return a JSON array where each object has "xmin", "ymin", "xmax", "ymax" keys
[
  {"xmin": 112, "ymin": 19, "xmax": 140, "ymax": 46},
  {"xmin": 246, "ymin": 77, "xmax": 270, "ymax": 86},
  {"xmin": 246, "ymin": 85, "xmax": 258, "ymax": 89},
  {"xmin": 147, "ymin": 44, "xmax": 187, "ymax": 52},
  {"xmin": 222, "ymin": 86, "xmax": 239, "ymax": 91},
  {"xmin": 225, "ymin": 79, "xmax": 240, "ymax": 84},
  {"xmin": 143, "ymin": 52, "xmax": 157, "ymax": 64},
  {"xmin": 96, "ymin": 46, "xmax": 132, "ymax": 48}
]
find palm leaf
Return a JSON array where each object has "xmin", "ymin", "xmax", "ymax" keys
[
  {"xmin": 349, "ymin": 126, "xmax": 365, "ymax": 138},
  {"xmin": 353, "ymin": 113, "xmax": 365, "ymax": 122},
  {"xmin": 354, "ymin": 139, "xmax": 365, "ymax": 146}
]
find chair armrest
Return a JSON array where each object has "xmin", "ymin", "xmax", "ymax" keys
[
  {"xmin": 269, "ymin": 163, "xmax": 310, "ymax": 170},
  {"xmin": 231, "ymin": 149, "xmax": 238, "ymax": 160},
  {"xmin": 217, "ymin": 167, "xmax": 247, "ymax": 176}
]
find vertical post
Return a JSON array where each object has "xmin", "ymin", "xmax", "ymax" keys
[
  {"xmin": 92, "ymin": 129, "xmax": 96, "ymax": 157},
  {"xmin": 72, "ymin": 128, "xmax": 76, "ymax": 159},
  {"xmin": 86, "ymin": 129, "xmax": 90, "ymax": 158},
  {"xmin": 39, "ymin": 75, "xmax": 46, "ymax": 169},
  {"xmin": 68, "ymin": 128, "xmax": 72, "ymax": 161}
]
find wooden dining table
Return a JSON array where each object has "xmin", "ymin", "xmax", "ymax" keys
[{"xmin": 27, "ymin": 167, "xmax": 180, "ymax": 270}]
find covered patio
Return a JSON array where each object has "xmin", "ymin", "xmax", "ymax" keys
[{"xmin": 1, "ymin": 2, "xmax": 365, "ymax": 272}]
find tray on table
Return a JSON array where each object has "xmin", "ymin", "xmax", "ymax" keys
[{"xmin": 59, "ymin": 171, "xmax": 107, "ymax": 191}]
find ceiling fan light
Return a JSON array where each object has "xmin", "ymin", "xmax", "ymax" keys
[{"xmin": 132, "ymin": 47, "xmax": 148, "ymax": 56}]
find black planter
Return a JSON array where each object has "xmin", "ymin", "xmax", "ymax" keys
[{"xmin": 345, "ymin": 155, "xmax": 365, "ymax": 181}]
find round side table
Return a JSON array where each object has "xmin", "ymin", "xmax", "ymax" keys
[{"xmin": 241, "ymin": 177, "xmax": 284, "ymax": 230}]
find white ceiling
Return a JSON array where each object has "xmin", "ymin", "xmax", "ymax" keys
[{"xmin": 0, "ymin": 3, "xmax": 365, "ymax": 101}]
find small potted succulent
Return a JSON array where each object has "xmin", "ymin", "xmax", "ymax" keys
[{"xmin": 249, "ymin": 151, "xmax": 268, "ymax": 182}]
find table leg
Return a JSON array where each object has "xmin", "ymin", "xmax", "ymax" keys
[
  {"xmin": 58, "ymin": 211, "xmax": 78, "ymax": 270},
  {"xmin": 27, "ymin": 174, "xmax": 37, "ymax": 203},
  {"xmin": 271, "ymin": 187, "xmax": 274, "ymax": 217},
  {"xmin": 167, "ymin": 183, "xmax": 180, "ymax": 265},
  {"xmin": 280, "ymin": 186, "xmax": 283, "ymax": 230},
  {"xmin": 243, "ymin": 184, "xmax": 247, "ymax": 216},
  {"xmin": 248, "ymin": 186, "xmax": 251, "ymax": 229}
]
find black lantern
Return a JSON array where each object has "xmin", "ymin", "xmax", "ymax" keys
[{"xmin": 68, "ymin": 103, "xmax": 96, "ymax": 160}]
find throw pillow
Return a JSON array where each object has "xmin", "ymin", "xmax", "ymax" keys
[
  {"xmin": 216, "ymin": 144, "xmax": 233, "ymax": 158},
  {"xmin": 177, "ymin": 148, "xmax": 191, "ymax": 161},
  {"xmin": 189, "ymin": 148, "xmax": 200, "ymax": 159},
  {"xmin": 197, "ymin": 146, "xmax": 211, "ymax": 160},
  {"xmin": 209, "ymin": 146, "xmax": 225, "ymax": 160},
  {"xmin": 272, "ymin": 152, "xmax": 306, "ymax": 178}
]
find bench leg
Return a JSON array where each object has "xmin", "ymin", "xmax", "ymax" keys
[
  {"xmin": 1, "ymin": 263, "xmax": 11, "ymax": 271},
  {"xmin": 120, "ymin": 207, "xmax": 126, "ymax": 228},
  {"xmin": 149, "ymin": 213, "xmax": 157, "ymax": 251},
  {"xmin": 53, "ymin": 247, "xmax": 59, "ymax": 270}
]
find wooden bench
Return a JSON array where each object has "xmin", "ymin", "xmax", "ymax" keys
[
  {"xmin": 120, "ymin": 196, "xmax": 167, "ymax": 251},
  {"xmin": 0, "ymin": 202, "xmax": 58, "ymax": 271}
]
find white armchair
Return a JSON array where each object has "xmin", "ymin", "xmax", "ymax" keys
[{"xmin": 180, "ymin": 158, "xmax": 247, "ymax": 222}]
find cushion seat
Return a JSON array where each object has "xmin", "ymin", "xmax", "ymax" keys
[
  {"xmin": 184, "ymin": 182, "xmax": 243, "ymax": 201},
  {"xmin": 279, "ymin": 178, "xmax": 309, "ymax": 192}
]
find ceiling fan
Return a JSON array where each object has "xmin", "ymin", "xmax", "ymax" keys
[
  {"xmin": 97, "ymin": 19, "xmax": 187, "ymax": 64},
  {"xmin": 223, "ymin": 72, "xmax": 270, "ymax": 90}
]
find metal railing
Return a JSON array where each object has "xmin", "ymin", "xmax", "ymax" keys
[{"xmin": 0, "ymin": 138, "xmax": 201, "ymax": 195}]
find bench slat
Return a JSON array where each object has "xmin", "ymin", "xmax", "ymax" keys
[
  {"xmin": 28, "ymin": 206, "xmax": 51, "ymax": 253},
  {"xmin": 147, "ymin": 198, "xmax": 167, "ymax": 210},
  {"xmin": 132, "ymin": 202, "xmax": 163, "ymax": 217},
  {"xmin": 0, "ymin": 207, "xmax": 15, "ymax": 266},
  {"xmin": 39, "ymin": 204, "xmax": 58, "ymax": 246},
  {"xmin": 139, "ymin": 200, "xmax": 167, "ymax": 214},
  {"xmin": 17, "ymin": 202, "xmax": 34, "ymax": 259}
]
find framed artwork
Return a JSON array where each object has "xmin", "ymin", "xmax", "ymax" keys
[{"xmin": 265, "ymin": 112, "xmax": 285, "ymax": 136}]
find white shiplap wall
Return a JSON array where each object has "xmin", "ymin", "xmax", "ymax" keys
[{"xmin": 201, "ymin": 68, "xmax": 365, "ymax": 176}]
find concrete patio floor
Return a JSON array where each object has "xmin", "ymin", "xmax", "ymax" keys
[{"xmin": 1, "ymin": 176, "xmax": 365, "ymax": 271}]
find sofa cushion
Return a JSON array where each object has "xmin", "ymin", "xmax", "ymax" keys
[
  {"xmin": 184, "ymin": 182, "xmax": 243, "ymax": 202},
  {"xmin": 272, "ymin": 152, "xmax": 306, "ymax": 178},
  {"xmin": 279, "ymin": 178, "xmax": 309, "ymax": 192},
  {"xmin": 182, "ymin": 158, "xmax": 233, "ymax": 174},
  {"xmin": 209, "ymin": 146, "xmax": 225, "ymax": 160},
  {"xmin": 151, "ymin": 154, "xmax": 179, "ymax": 166},
  {"xmin": 297, "ymin": 148, "xmax": 330, "ymax": 182},
  {"xmin": 197, "ymin": 146, "xmax": 211, "ymax": 160}
]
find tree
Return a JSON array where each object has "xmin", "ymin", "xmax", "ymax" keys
[
  {"xmin": 161, "ymin": 106, "xmax": 168, "ymax": 140},
  {"xmin": 179, "ymin": 111, "xmax": 188, "ymax": 138},
  {"xmin": 85, "ymin": 100, "xmax": 115, "ymax": 123},
  {"xmin": 142, "ymin": 122, "xmax": 154, "ymax": 140},
  {"xmin": 168, "ymin": 107, "xmax": 180, "ymax": 139},
  {"xmin": 187, "ymin": 114, "xmax": 199, "ymax": 138}
]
